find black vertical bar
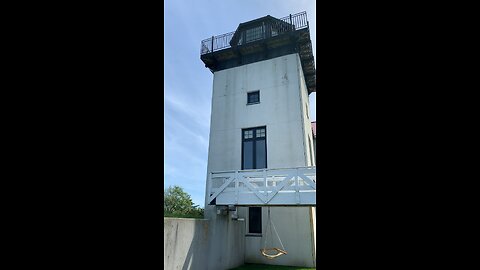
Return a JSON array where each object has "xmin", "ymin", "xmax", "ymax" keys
[
  {"xmin": 211, "ymin": 36, "xmax": 214, "ymax": 52},
  {"xmin": 262, "ymin": 130, "xmax": 265, "ymax": 167},
  {"xmin": 290, "ymin": 14, "xmax": 292, "ymax": 31},
  {"xmin": 241, "ymin": 130, "xmax": 244, "ymax": 170}
]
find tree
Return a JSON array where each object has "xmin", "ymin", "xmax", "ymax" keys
[{"xmin": 164, "ymin": 185, "xmax": 203, "ymax": 218}]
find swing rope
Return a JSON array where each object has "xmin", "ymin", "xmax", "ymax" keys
[{"xmin": 260, "ymin": 207, "xmax": 287, "ymax": 259}]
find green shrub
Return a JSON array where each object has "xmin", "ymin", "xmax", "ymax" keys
[{"xmin": 164, "ymin": 185, "xmax": 204, "ymax": 219}]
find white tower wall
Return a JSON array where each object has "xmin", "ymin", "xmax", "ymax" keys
[{"xmin": 204, "ymin": 53, "xmax": 316, "ymax": 268}]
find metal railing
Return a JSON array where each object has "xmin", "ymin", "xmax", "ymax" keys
[
  {"xmin": 201, "ymin": 31, "xmax": 235, "ymax": 55},
  {"xmin": 207, "ymin": 166, "xmax": 316, "ymax": 206},
  {"xmin": 201, "ymin": 11, "xmax": 309, "ymax": 55}
]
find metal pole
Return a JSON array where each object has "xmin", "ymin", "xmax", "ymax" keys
[
  {"xmin": 211, "ymin": 36, "xmax": 214, "ymax": 52},
  {"xmin": 290, "ymin": 14, "xmax": 292, "ymax": 31}
]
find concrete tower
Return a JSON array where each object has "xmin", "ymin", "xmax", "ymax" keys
[{"xmin": 200, "ymin": 12, "xmax": 316, "ymax": 269}]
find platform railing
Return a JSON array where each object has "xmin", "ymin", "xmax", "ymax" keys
[
  {"xmin": 207, "ymin": 166, "xmax": 316, "ymax": 206},
  {"xmin": 200, "ymin": 11, "xmax": 309, "ymax": 55}
]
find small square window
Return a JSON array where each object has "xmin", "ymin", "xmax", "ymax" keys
[{"xmin": 247, "ymin": 91, "xmax": 260, "ymax": 104}]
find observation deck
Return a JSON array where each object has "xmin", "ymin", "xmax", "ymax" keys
[{"xmin": 200, "ymin": 11, "xmax": 316, "ymax": 94}]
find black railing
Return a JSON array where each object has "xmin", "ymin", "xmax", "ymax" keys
[
  {"xmin": 201, "ymin": 11, "xmax": 309, "ymax": 55},
  {"xmin": 201, "ymin": 31, "xmax": 235, "ymax": 55}
]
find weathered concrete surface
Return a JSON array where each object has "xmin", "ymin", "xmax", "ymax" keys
[
  {"xmin": 205, "ymin": 53, "xmax": 316, "ymax": 268},
  {"xmin": 207, "ymin": 54, "xmax": 314, "ymax": 173},
  {"xmin": 164, "ymin": 218, "xmax": 210, "ymax": 270},
  {"xmin": 203, "ymin": 207, "xmax": 246, "ymax": 270},
  {"xmin": 243, "ymin": 207, "xmax": 315, "ymax": 268}
]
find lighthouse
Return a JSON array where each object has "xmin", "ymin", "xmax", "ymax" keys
[{"xmin": 200, "ymin": 12, "xmax": 316, "ymax": 269}]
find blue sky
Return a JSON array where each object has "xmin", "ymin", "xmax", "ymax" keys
[{"xmin": 164, "ymin": 0, "xmax": 316, "ymax": 207}]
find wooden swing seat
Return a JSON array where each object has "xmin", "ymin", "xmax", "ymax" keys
[{"xmin": 260, "ymin": 248, "xmax": 288, "ymax": 259}]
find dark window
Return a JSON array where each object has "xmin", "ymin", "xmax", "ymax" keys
[
  {"xmin": 242, "ymin": 127, "xmax": 267, "ymax": 170},
  {"xmin": 247, "ymin": 91, "xmax": 260, "ymax": 104},
  {"xmin": 272, "ymin": 28, "xmax": 278, "ymax": 37},
  {"xmin": 245, "ymin": 25, "xmax": 264, "ymax": 43},
  {"xmin": 256, "ymin": 140, "xmax": 266, "ymax": 168},
  {"xmin": 243, "ymin": 141, "xmax": 254, "ymax": 169},
  {"xmin": 249, "ymin": 207, "xmax": 262, "ymax": 234}
]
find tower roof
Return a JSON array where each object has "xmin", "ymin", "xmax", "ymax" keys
[
  {"xmin": 229, "ymin": 15, "xmax": 294, "ymax": 47},
  {"xmin": 200, "ymin": 12, "xmax": 316, "ymax": 94}
]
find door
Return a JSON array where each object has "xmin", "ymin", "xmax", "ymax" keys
[{"xmin": 242, "ymin": 127, "xmax": 267, "ymax": 170}]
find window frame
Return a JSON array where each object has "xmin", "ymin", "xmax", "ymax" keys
[
  {"xmin": 241, "ymin": 126, "xmax": 267, "ymax": 170},
  {"xmin": 245, "ymin": 25, "xmax": 265, "ymax": 43},
  {"xmin": 247, "ymin": 91, "xmax": 260, "ymax": 105},
  {"xmin": 247, "ymin": 207, "xmax": 262, "ymax": 236}
]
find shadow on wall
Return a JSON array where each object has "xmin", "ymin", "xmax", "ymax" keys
[
  {"xmin": 182, "ymin": 220, "xmax": 210, "ymax": 270},
  {"xmin": 205, "ymin": 207, "xmax": 246, "ymax": 270},
  {"xmin": 164, "ymin": 218, "xmax": 210, "ymax": 270}
]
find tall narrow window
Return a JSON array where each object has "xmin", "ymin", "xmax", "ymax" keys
[
  {"xmin": 248, "ymin": 207, "xmax": 262, "ymax": 234},
  {"xmin": 242, "ymin": 127, "xmax": 267, "ymax": 170}
]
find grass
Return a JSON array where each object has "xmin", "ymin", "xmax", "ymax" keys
[{"xmin": 229, "ymin": 264, "xmax": 315, "ymax": 270}]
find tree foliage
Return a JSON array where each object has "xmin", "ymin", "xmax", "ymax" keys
[{"xmin": 164, "ymin": 185, "xmax": 204, "ymax": 218}]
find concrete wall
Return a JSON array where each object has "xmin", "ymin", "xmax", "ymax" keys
[
  {"xmin": 203, "ymin": 208, "xmax": 246, "ymax": 270},
  {"xmin": 243, "ymin": 207, "xmax": 315, "ymax": 267},
  {"xmin": 207, "ymin": 53, "xmax": 308, "ymax": 173},
  {"xmin": 298, "ymin": 57, "xmax": 315, "ymax": 168},
  {"xmin": 164, "ymin": 218, "xmax": 210, "ymax": 270},
  {"xmin": 205, "ymin": 53, "xmax": 316, "ymax": 268}
]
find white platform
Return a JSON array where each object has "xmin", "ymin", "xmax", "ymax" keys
[{"xmin": 207, "ymin": 166, "xmax": 316, "ymax": 206}]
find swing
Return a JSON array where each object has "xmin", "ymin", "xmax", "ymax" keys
[{"xmin": 260, "ymin": 207, "xmax": 287, "ymax": 259}]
